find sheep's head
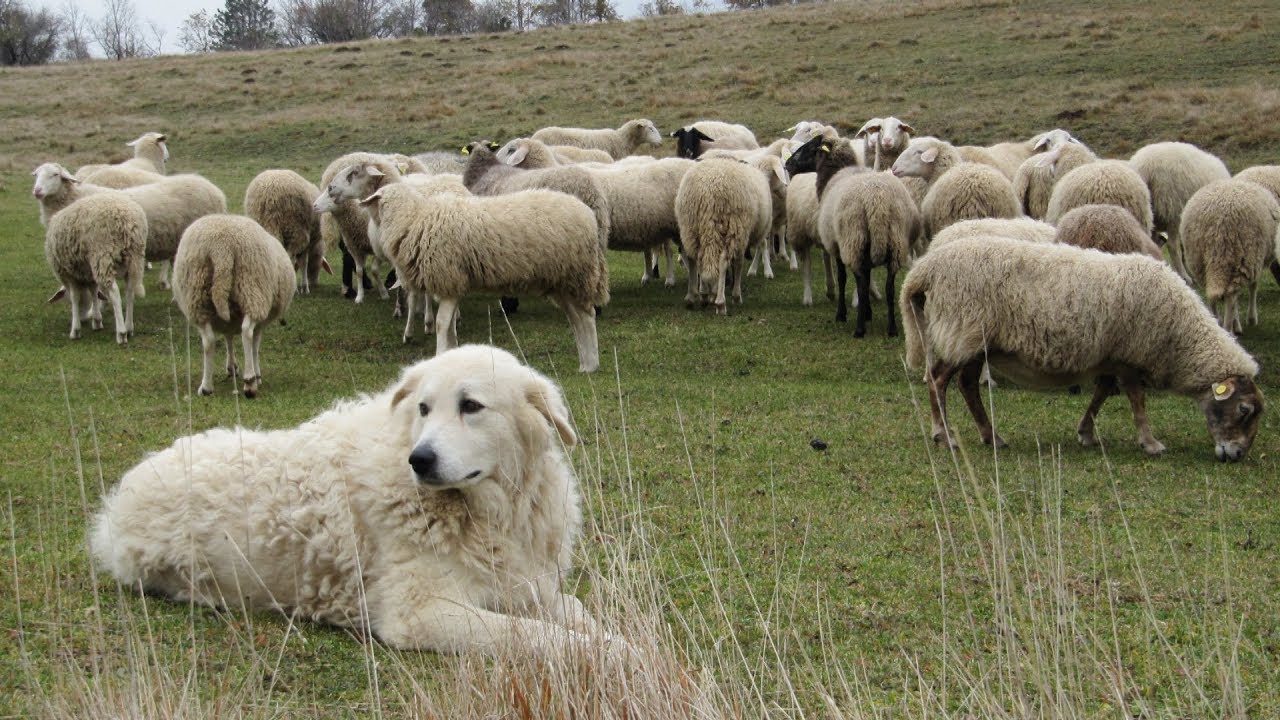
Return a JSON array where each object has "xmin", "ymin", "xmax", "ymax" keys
[
  {"xmin": 628, "ymin": 119, "xmax": 663, "ymax": 148},
  {"xmin": 856, "ymin": 116, "xmax": 914, "ymax": 152},
  {"xmin": 1198, "ymin": 376, "xmax": 1264, "ymax": 462},
  {"xmin": 671, "ymin": 127, "xmax": 715, "ymax": 159},
  {"xmin": 497, "ymin": 139, "xmax": 533, "ymax": 166},
  {"xmin": 1029, "ymin": 128, "xmax": 1080, "ymax": 152},
  {"xmin": 31, "ymin": 163, "xmax": 76, "ymax": 200},
  {"xmin": 890, "ymin": 140, "xmax": 942, "ymax": 180},
  {"xmin": 783, "ymin": 135, "xmax": 825, "ymax": 176},
  {"xmin": 128, "ymin": 132, "xmax": 169, "ymax": 162},
  {"xmin": 460, "ymin": 140, "xmax": 501, "ymax": 156}
]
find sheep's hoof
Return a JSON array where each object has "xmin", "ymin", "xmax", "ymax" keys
[
  {"xmin": 243, "ymin": 377, "xmax": 260, "ymax": 399},
  {"xmin": 198, "ymin": 386, "xmax": 214, "ymax": 396},
  {"xmin": 393, "ymin": 307, "xmax": 403, "ymax": 318},
  {"xmin": 685, "ymin": 300, "xmax": 695, "ymax": 310},
  {"xmin": 887, "ymin": 326, "xmax": 898, "ymax": 338},
  {"xmin": 932, "ymin": 431, "xmax": 958, "ymax": 450},
  {"xmin": 764, "ymin": 271, "xmax": 774, "ymax": 280},
  {"xmin": 1077, "ymin": 432, "xmax": 1096, "ymax": 448},
  {"xmin": 826, "ymin": 291, "xmax": 835, "ymax": 300},
  {"xmin": 986, "ymin": 435, "xmax": 1008, "ymax": 450},
  {"xmin": 69, "ymin": 329, "xmax": 81, "ymax": 340},
  {"xmin": 403, "ymin": 334, "xmax": 413, "ymax": 345},
  {"xmin": 158, "ymin": 281, "xmax": 170, "ymax": 290},
  {"xmin": 116, "ymin": 333, "xmax": 128, "ymax": 345},
  {"xmin": 91, "ymin": 318, "xmax": 103, "ymax": 330},
  {"xmin": 854, "ymin": 328, "xmax": 866, "ymax": 338},
  {"xmin": 802, "ymin": 298, "xmax": 813, "ymax": 307},
  {"xmin": 1141, "ymin": 440, "xmax": 1167, "ymax": 456},
  {"xmin": 664, "ymin": 278, "xmax": 676, "ymax": 288}
]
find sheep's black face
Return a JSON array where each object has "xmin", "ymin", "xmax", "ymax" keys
[
  {"xmin": 671, "ymin": 127, "xmax": 715, "ymax": 159},
  {"xmin": 1198, "ymin": 376, "xmax": 1264, "ymax": 462},
  {"xmin": 784, "ymin": 135, "xmax": 825, "ymax": 175}
]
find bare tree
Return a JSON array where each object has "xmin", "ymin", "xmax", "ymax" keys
[
  {"xmin": 382, "ymin": 0, "xmax": 421, "ymax": 36},
  {"xmin": 93, "ymin": 0, "xmax": 149, "ymax": 59},
  {"xmin": 1, "ymin": 0, "xmax": 63, "ymax": 65},
  {"xmin": 179, "ymin": 9, "xmax": 214, "ymax": 52},
  {"xmin": 277, "ymin": 0, "xmax": 389, "ymax": 45},
  {"xmin": 146, "ymin": 17, "xmax": 164, "ymax": 53},
  {"xmin": 58, "ymin": 0, "xmax": 92, "ymax": 60}
]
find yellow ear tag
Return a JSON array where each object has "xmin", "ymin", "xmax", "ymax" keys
[
  {"xmin": 396, "ymin": 162, "xmax": 409, "ymax": 173},
  {"xmin": 820, "ymin": 144, "xmax": 830, "ymax": 153},
  {"xmin": 461, "ymin": 145, "xmax": 470, "ymax": 155}
]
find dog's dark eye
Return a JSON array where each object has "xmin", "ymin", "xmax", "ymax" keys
[
  {"xmin": 459, "ymin": 398, "xmax": 484, "ymax": 414},
  {"xmin": 418, "ymin": 402, "xmax": 430, "ymax": 417}
]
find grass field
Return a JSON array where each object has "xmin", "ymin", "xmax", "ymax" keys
[{"xmin": 3, "ymin": 0, "xmax": 1280, "ymax": 716}]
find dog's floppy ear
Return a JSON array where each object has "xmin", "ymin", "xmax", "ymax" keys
[
  {"xmin": 390, "ymin": 363, "xmax": 427, "ymax": 410},
  {"xmin": 525, "ymin": 373, "xmax": 576, "ymax": 447}
]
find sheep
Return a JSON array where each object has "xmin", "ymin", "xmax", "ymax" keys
[
  {"xmin": 78, "ymin": 165, "xmax": 164, "ymax": 189},
  {"xmin": 44, "ymin": 194, "xmax": 147, "ymax": 344},
  {"xmin": 785, "ymin": 135, "xmax": 919, "ymax": 337},
  {"xmin": 901, "ymin": 236, "xmax": 1264, "ymax": 461},
  {"xmin": 1129, "ymin": 141, "xmax": 1231, "ymax": 281},
  {"xmin": 785, "ymin": 122, "xmax": 865, "ymax": 166},
  {"xmin": 172, "ymin": 215, "xmax": 296, "ymax": 399},
  {"xmin": 76, "ymin": 131, "xmax": 169, "ymax": 178},
  {"xmin": 244, "ymin": 169, "xmax": 330, "ymax": 294},
  {"xmin": 930, "ymin": 217, "xmax": 1057, "ymax": 250},
  {"xmin": 1179, "ymin": 179, "xmax": 1280, "ymax": 334},
  {"xmin": 411, "ymin": 150, "xmax": 468, "ymax": 175},
  {"xmin": 358, "ymin": 184, "xmax": 608, "ymax": 372},
  {"xmin": 495, "ymin": 138, "xmax": 614, "ymax": 166},
  {"xmin": 674, "ymin": 157, "xmax": 772, "ymax": 315},
  {"xmin": 462, "ymin": 142, "xmax": 611, "ymax": 252},
  {"xmin": 1011, "ymin": 142, "xmax": 1098, "ymax": 219},
  {"xmin": 314, "ymin": 152, "xmax": 421, "ymax": 303},
  {"xmin": 1054, "ymin": 204, "xmax": 1163, "ymax": 260},
  {"xmin": 31, "ymin": 162, "xmax": 227, "ymax": 289},
  {"xmin": 671, "ymin": 120, "xmax": 760, "ymax": 159},
  {"xmin": 957, "ymin": 129, "xmax": 1080, "ymax": 180},
  {"xmin": 1235, "ymin": 165, "xmax": 1280, "ymax": 285},
  {"xmin": 530, "ymin": 118, "xmax": 663, "ymax": 160},
  {"xmin": 1044, "ymin": 160, "xmax": 1153, "ymax": 234},
  {"xmin": 784, "ymin": 172, "xmax": 832, "ymax": 306},
  {"xmin": 853, "ymin": 116, "xmax": 914, "ymax": 171},
  {"xmin": 890, "ymin": 137, "xmax": 1020, "ymax": 244}
]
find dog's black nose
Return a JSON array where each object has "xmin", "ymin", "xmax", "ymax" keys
[{"xmin": 408, "ymin": 446, "xmax": 438, "ymax": 479}]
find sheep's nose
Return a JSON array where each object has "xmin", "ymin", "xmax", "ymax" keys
[{"xmin": 408, "ymin": 446, "xmax": 438, "ymax": 479}]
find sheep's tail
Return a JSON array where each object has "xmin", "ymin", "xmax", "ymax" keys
[
  {"xmin": 901, "ymin": 269, "xmax": 929, "ymax": 370},
  {"xmin": 210, "ymin": 251, "xmax": 236, "ymax": 323}
]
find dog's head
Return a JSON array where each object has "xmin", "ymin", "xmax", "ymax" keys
[{"xmin": 390, "ymin": 345, "xmax": 576, "ymax": 489}]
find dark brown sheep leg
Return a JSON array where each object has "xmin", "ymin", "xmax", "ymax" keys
[
  {"xmin": 928, "ymin": 360, "xmax": 960, "ymax": 448},
  {"xmin": 1076, "ymin": 375, "xmax": 1118, "ymax": 447},
  {"xmin": 1122, "ymin": 377, "xmax": 1166, "ymax": 455},
  {"xmin": 957, "ymin": 358, "xmax": 1006, "ymax": 448}
]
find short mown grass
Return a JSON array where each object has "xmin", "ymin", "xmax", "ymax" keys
[{"xmin": 3, "ymin": 0, "xmax": 1280, "ymax": 716}]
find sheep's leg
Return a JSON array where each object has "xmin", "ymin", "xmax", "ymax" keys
[
  {"xmin": 241, "ymin": 318, "xmax": 262, "ymax": 399},
  {"xmin": 640, "ymin": 249, "xmax": 653, "ymax": 285},
  {"xmin": 1165, "ymin": 232, "xmax": 1193, "ymax": 284},
  {"xmin": 927, "ymin": 360, "xmax": 960, "ymax": 448},
  {"xmin": 352, "ymin": 253, "xmax": 368, "ymax": 304},
  {"xmin": 835, "ymin": 261, "xmax": 848, "ymax": 322},
  {"xmin": 682, "ymin": 255, "xmax": 699, "ymax": 309},
  {"xmin": 821, "ymin": 250, "xmax": 835, "ymax": 300},
  {"xmin": 89, "ymin": 289, "xmax": 104, "ymax": 330},
  {"xmin": 1248, "ymin": 281, "xmax": 1260, "ymax": 326},
  {"xmin": 67, "ymin": 286, "xmax": 83, "ymax": 340},
  {"xmin": 1121, "ymin": 377, "xmax": 1164, "ymax": 455},
  {"xmin": 1076, "ymin": 375, "xmax": 1119, "ymax": 447},
  {"xmin": 106, "ymin": 280, "xmax": 127, "ymax": 345},
  {"xmin": 564, "ymin": 301, "xmax": 599, "ymax": 373},
  {"xmin": 1223, "ymin": 294, "xmax": 1241, "ymax": 335},
  {"xmin": 870, "ymin": 275, "xmax": 883, "ymax": 301},
  {"xmin": 957, "ymin": 358, "xmax": 1006, "ymax": 448},
  {"xmin": 799, "ymin": 248, "xmax": 814, "ymax": 306},
  {"xmin": 760, "ymin": 238, "xmax": 774, "ymax": 280},
  {"xmin": 884, "ymin": 268, "xmax": 897, "ymax": 338},
  {"xmin": 746, "ymin": 244, "xmax": 760, "ymax": 277},
  {"xmin": 1271, "ymin": 260, "xmax": 1280, "ymax": 287},
  {"xmin": 158, "ymin": 260, "xmax": 171, "ymax": 290},
  {"xmin": 785, "ymin": 234, "xmax": 799, "ymax": 271},
  {"xmin": 853, "ymin": 266, "xmax": 871, "ymax": 338},
  {"xmin": 979, "ymin": 362, "xmax": 998, "ymax": 388},
  {"xmin": 196, "ymin": 324, "xmax": 217, "ymax": 396},
  {"xmin": 662, "ymin": 242, "xmax": 676, "ymax": 287},
  {"xmin": 731, "ymin": 254, "xmax": 745, "ymax": 307},
  {"xmin": 222, "ymin": 336, "xmax": 238, "ymax": 380},
  {"xmin": 402, "ymin": 291, "xmax": 417, "ymax": 344},
  {"xmin": 423, "ymin": 292, "xmax": 435, "ymax": 334},
  {"xmin": 435, "ymin": 298, "xmax": 460, "ymax": 355}
]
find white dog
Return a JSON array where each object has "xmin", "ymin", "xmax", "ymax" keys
[{"xmin": 90, "ymin": 345, "xmax": 607, "ymax": 656}]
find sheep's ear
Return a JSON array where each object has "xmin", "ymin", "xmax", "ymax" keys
[
  {"xmin": 126, "ymin": 138, "xmax": 139, "ymax": 147},
  {"xmin": 367, "ymin": 165, "xmax": 385, "ymax": 177},
  {"xmin": 525, "ymin": 374, "xmax": 576, "ymax": 447},
  {"xmin": 1034, "ymin": 146, "xmax": 1064, "ymax": 175},
  {"xmin": 320, "ymin": 257, "xmax": 334, "ymax": 275},
  {"xmin": 772, "ymin": 159, "xmax": 789, "ymax": 186},
  {"xmin": 507, "ymin": 144, "xmax": 530, "ymax": 166},
  {"xmin": 486, "ymin": 141, "xmax": 500, "ymax": 151},
  {"xmin": 1031, "ymin": 133, "xmax": 1049, "ymax": 151},
  {"xmin": 60, "ymin": 169, "xmax": 80, "ymax": 183},
  {"xmin": 899, "ymin": 122, "xmax": 916, "ymax": 135},
  {"xmin": 1212, "ymin": 379, "xmax": 1237, "ymax": 401},
  {"xmin": 919, "ymin": 147, "xmax": 939, "ymax": 164},
  {"xmin": 854, "ymin": 118, "xmax": 882, "ymax": 139},
  {"xmin": 669, "ymin": 129, "xmax": 683, "ymax": 138},
  {"xmin": 47, "ymin": 287, "xmax": 67, "ymax": 304},
  {"xmin": 785, "ymin": 124, "xmax": 798, "ymax": 133},
  {"xmin": 358, "ymin": 190, "xmax": 382, "ymax": 207}
]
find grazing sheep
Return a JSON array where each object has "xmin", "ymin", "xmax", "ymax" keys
[
  {"xmin": 78, "ymin": 165, "xmax": 164, "ymax": 189},
  {"xmin": 957, "ymin": 129, "xmax": 1079, "ymax": 180},
  {"xmin": 411, "ymin": 150, "xmax": 468, "ymax": 175},
  {"xmin": 359, "ymin": 184, "xmax": 608, "ymax": 372},
  {"xmin": 853, "ymin": 116, "xmax": 914, "ymax": 171},
  {"xmin": 1179, "ymin": 179, "xmax": 1280, "ymax": 334},
  {"xmin": 1234, "ymin": 165, "xmax": 1280, "ymax": 201},
  {"xmin": 1054, "ymin": 204, "xmax": 1163, "ymax": 260},
  {"xmin": 76, "ymin": 131, "xmax": 169, "ymax": 178},
  {"xmin": 31, "ymin": 163, "xmax": 227, "ymax": 289},
  {"xmin": 172, "ymin": 215, "xmax": 296, "ymax": 398},
  {"xmin": 902, "ymin": 236, "xmax": 1264, "ymax": 460},
  {"xmin": 1044, "ymin": 160, "xmax": 1153, "ymax": 234},
  {"xmin": 930, "ymin": 217, "xmax": 1056, "ymax": 250},
  {"xmin": 674, "ymin": 158, "xmax": 772, "ymax": 314},
  {"xmin": 315, "ymin": 152, "xmax": 421, "ymax": 303},
  {"xmin": 890, "ymin": 138, "xmax": 1020, "ymax": 243},
  {"xmin": 1012, "ymin": 142, "xmax": 1098, "ymax": 219},
  {"xmin": 671, "ymin": 121, "xmax": 760, "ymax": 159},
  {"xmin": 462, "ymin": 142, "xmax": 611, "ymax": 252},
  {"xmin": 1129, "ymin": 141, "xmax": 1231, "ymax": 281},
  {"xmin": 495, "ymin": 138, "xmax": 613, "ymax": 166},
  {"xmin": 531, "ymin": 118, "xmax": 663, "ymax": 160},
  {"xmin": 786, "ymin": 135, "xmax": 919, "ymax": 337},
  {"xmin": 44, "ymin": 194, "xmax": 147, "ymax": 344},
  {"xmin": 244, "ymin": 169, "xmax": 329, "ymax": 294}
]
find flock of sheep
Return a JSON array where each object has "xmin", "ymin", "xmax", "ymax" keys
[{"xmin": 31, "ymin": 116, "xmax": 1278, "ymax": 459}]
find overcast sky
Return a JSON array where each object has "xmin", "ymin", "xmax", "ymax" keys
[{"xmin": 45, "ymin": 0, "xmax": 659, "ymax": 55}]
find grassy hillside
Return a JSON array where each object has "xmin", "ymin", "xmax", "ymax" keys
[{"xmin": 3, "ymin": 0, "xmax": 1280, "ymax": 716}]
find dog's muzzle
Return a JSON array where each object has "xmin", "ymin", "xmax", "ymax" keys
[{"xmin": 408, "ymin": 445, "xmax": 439, "ymax": 482}]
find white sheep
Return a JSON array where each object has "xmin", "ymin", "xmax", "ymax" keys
[
  {"xmin": 930, "ymin": 217, "xmax": 1056, "ymax": 250},
  {"xmin": 75, "ymin": 131, "xmax": 169, "ymax": 178},
  {"xmin": 671, "ymin": 120, "xmax": 760, "ymax": 159},
  {"xmin": 31, "ymin": 162, "xmax": 227, "ymax": 290},
  {"xmin": 784, "ymin": 172, "xmax": 833, "ymax": 306},
  {"xmin": 890, "ymin": 137, "xmax": 1020, "ymax": 243},
  {"xmin": 1235, "ymin": 165, "xmax": 1280, "ymax": 286},
  {"xmin": 1011, "ymin": 142, "xmax": 1097, "ymax": 219},
  {"xmin": 78, "ymin": 165, "xmax": 164, "ymax": 189},
  {"xmin": 785, "ymin": 135, "xmax": 919, "ymax": 336},
  {"xmin": 410, "ymin": 150, "xmax": 468, "ymax": 174},
  {"xmin": 530, "ymin": 118, "xmax": 663, "ymax": 160},
  {"xmin": 689, "ymin": 141, "xmax": 795, "ymax": 276},
  {"xmin": 957, "ymin": 129, "xmax": 1080, "ymax": 180},
  {"xmin": 1129, "ymin": 141, "xmax": 1231, "ymax": 281},
  {"xmin": 1053, "ymin": 204, "xmax": 1163, "ymax": 260},
  {"xmin": 901, "ymin": 236, "xmax": 1264, "ymax": 460},
  {"xmin": 1044, "ymin": 159, "xmax": 1153, "ymax": 233},
  {"xmin": 359, "ymin": 184, "xmax": 609, "ymax": 372},
  {"xmin": 44, "ymin": 194, "xmax": 147, "ymax": 344},
  {"xmin": 244, "ymin": 169, "xmax": 330, "ymax": 294},
  {"xmin": 674, "ymin": 157, "xmax": 772, "ymax": 314},
  {"xmin": 1179, "ymin": 179, "xmax": 1280, "ymax": 334},
  {"xmin": 172, "ymin": 215, "xmax": 296, "ymax": 398},
  {"xmin": 495, "ymin": 138, "xmax": 613, "ymax": 166},
  {"xmin": 853, "ymin": 116, "xmax": 914, "ymax": 171}
]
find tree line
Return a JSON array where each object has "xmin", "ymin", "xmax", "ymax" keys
[{"xmin": 1, "ymin": 0, "xmax": 809, "ymax": 62}]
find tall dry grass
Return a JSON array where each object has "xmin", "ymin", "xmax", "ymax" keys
[{"xmin": 8, "ymin": 356, "xmax": 1258, "ymax": 718}]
